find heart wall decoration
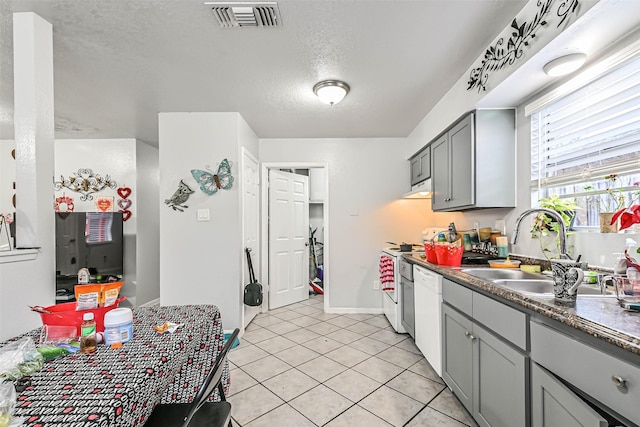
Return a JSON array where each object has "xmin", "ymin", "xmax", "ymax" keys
[
  {"xmin": 117, "ymin": 199, "xmax": 132, "ymax": 210},
  {"xmin": 119, "ymin": 210, "xmax": 132, "ymax": 221},
  {"xmin": 116, "ymin": 187, "xmax": 132, "ymax": 221},
  {"xmin": 117, "ymin": 187, "xmax": 132, "ymax": 199}
]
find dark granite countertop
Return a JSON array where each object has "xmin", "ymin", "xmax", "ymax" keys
[{"xmin": 404, "ymin": 254, "xmax": 640, "ymax": 358}]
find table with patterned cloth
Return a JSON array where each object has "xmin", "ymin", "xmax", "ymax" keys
[{"xmin": 4, "ymin": 304, "xmax": 228, "ymax": 426}]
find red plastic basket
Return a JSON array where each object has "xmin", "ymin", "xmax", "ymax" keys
[
  {"xmin": 423, "ymin": 242, "xmax": 438, "ymax": 264},
  {"xmin": 35, "ymin": 297, "xmax": 126, "ymax": 335},
  {"xmin": 434, "ymin": 245, "xmax": 464, "ymax": 267}
]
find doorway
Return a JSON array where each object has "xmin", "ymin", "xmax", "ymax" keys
[
  {"xmin": 261, "ymin": 162, "xmax": 329, "ymax": 314},
  {"xmin": 241, "ymin": 148, "xmax": 261, "ymax": 328}
]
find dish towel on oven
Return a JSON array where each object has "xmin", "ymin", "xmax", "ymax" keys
[{"xmin": 379, "ymin": 255, "xmax": 395, "ymax": 291}]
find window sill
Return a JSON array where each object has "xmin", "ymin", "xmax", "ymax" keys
[{"xmin": 0, "ymin": 248, "xmax": 38, "ymax": 264}]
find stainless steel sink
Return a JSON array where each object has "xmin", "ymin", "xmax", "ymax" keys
[
  {"xmin": 461, "ymin": 268, "xmax": 544, "ymax": 280},
  {"xmin": 492, "ymin": 279, "xmax": 614, "ymax": 296}
]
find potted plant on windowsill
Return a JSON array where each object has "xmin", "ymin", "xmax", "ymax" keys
[
  {"xmin": 610, "ymin": 180, "xmax": 640, "ymax": 232},
  {"xmin": 585, "ymin": 174, "xmax": 637, "ymax": 233},
  {"xmin": 530, "ymin": 195, "xmax": 579, "ymax": 260}
]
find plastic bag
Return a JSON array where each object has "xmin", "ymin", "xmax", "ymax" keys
[
  {"xmin": 0, "ymin": 338, "xmax": 44, "ymax": 381},
  {"xmin": 0, "ymin": 380, "xmax": 16, "ymax": 427},
  {"xmin": 74, "ymin": 284, "xmax": 101, "ymax": 310}
]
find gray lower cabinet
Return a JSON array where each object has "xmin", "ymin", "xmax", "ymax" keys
[
  {"xmin": 473, "ymin": 324, "xmax": 527, "ymax": 427},
  {"xmin": 442, "ymin": 304, "xmax": 473, "ymax": 410},
  {"xmin": 531, "ymin": 363, "xmax": 607, "ymax": 427},
  {"xmin": 442, "ymin": 281, "xmax": 527, "ymax": 427},
  {"xmin": 531, "ymin": 321, "xmax": 640, "ymax": 425}
]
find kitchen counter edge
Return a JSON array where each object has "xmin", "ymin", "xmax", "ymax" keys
[{"xmin": 404, "ymin": 254, "xmax": 640, "ymax": 358}]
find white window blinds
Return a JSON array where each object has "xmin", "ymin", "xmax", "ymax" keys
[{"xmin": 531, "ymin": 54, "xmax": 640, "ymax": 191}]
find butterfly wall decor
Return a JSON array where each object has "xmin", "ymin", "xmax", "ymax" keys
[{"xmin": 191, "ymin": 158, "xmax": 234, "ymax": 195}]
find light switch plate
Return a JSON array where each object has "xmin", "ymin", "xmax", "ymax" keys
[{"xmin": 197, "ymin": 209, "xmax": 210, "ymax": 221}]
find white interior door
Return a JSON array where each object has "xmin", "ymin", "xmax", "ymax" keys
[
  {"xmin": 268, "ymin": 169, "xmax": 309, "ymax": 309},
  {"xmin": 242, "ymin": 148, "xmax": 261, "ymax": 328}
]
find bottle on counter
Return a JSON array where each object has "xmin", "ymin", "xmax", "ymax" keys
[
  {"xmin": 447, "ymin": 222, "xmax": 458, "ymax": 243},
  {"xmin": 463, "ymin": 234, "xmax": 472, "ymax": 251},
  {"xmin": 496, "ymin": 236, "xmax": 509, "ymax": 258},
  {"xmin": 80, "ymin": 312, "xmax": 97, "ymax": 354}
]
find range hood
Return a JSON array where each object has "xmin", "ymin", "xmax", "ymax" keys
[{"xmin": 403, "ymin": 179, "xmax": 432, "ymax": 199}]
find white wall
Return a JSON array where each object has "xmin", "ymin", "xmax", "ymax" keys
[
  {"xmin": 159, "ymin": 112, "xmax": 249, "ymax": 331},
  {"xmin": 55, "ymin": 139, "xmax": 138, "ymax": 304},
  {"xmin": 135, "ymin": 141, "xmax": 160, "ymax": 304},
  {"xmin": 260, "ymin": 138, "xmax": 432, "ymax": 311},
  {"xmin": 1, "ymin": 13, "xmax": 55, "ymax": 341},
  {"xmin": 0, "ymin": 140, "xmax": 15, "ymax": 215}
]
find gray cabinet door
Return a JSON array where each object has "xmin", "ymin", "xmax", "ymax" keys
[
  {"xmin": 531, "ymin": 363, "xmax": 607, "ymax": 427},
  {"xmin": 442, "ymin": 304, "xmax": 473, "ymax": 412},
  {"xmin": 410, "ymin": 147, "xmax": 431, "ymax": 186},
  {"xmin": 448, "ymin": 113, "xmax": 474, "ymax": 209},
  {"xmin": 473, "ymin": 324, "xmax": 527, "ymax": 427},
  {"xmin": 410, "ymin": 156, "xmax": 422, "ymax": 185},
  {"xmin": 401, "ymin": 276, "xmax": 415, "ymax": 338},
  {"xmin": 431, "ymin": 133, "xmax": 450, "ymax": 211}
]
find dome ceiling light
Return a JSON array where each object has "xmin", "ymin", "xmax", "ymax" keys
[
  {"xmin": 543, "ymin": 53, "xmax": 587, "ymax": 77},
  {"xmin": 313, "ymin": 80, "xmax": 350, "ymax": 105}
]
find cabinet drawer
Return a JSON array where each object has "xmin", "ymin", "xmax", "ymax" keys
[
  {"xmin": 443, "ymin": 279, "xmax": 472, "ymax": 314},
  {"xmin": 473, "ymin": 293, "xmax": 527, "ymax": 350},
  {"xmin": 531, "ymin": 321, "xmax": 640, "ymax": 424}
]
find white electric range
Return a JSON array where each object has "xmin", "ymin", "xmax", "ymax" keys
[
  {"xmin": 380, "ymin": 228, "xmax": 440, "ymax": 334},
  {"xmin": 380, "ymin": 246, "xmax": 424, "ymax": 334}
]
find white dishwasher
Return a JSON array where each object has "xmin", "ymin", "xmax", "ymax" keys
[{"xmin": 413, "ymin": 264, "xmax": 443, "ymax": 376}]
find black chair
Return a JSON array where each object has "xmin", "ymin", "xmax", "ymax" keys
[{"xmin": 145, "ymin": 328, "xmax": 240, "ymax": 427}]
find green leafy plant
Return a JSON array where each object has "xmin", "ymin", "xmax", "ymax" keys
[
  {"xmin": 584, "ymin": 174, "xmax": 627, "ymax": 213},
  {"xmin": 531, "ymin": 195, "xmax": 580, "ymax": 259}
]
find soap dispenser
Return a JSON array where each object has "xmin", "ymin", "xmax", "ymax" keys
[{"xmin": 613, "ymin": 253, "xmax": 627, "ymax": 275}]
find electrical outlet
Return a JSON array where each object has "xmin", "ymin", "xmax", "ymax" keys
[{"xmin": 373, "ymin": 280, "xmax": 380, "ymax": 290}]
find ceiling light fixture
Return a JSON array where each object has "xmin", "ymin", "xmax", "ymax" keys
[
  {"xmin": 543, "ymin": 53, "xmax": 587, "ymax": 77},
  {"xmin": 313, "ymin": 80, "xmax": 350, "ymax": 105}
]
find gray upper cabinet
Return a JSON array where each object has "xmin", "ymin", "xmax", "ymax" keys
[
  {"xmin": 410, "ymin": 146, "xmax": 431, "ymax": 186},
  {"xmin": 431, "ymin": 109, "xmax": 515, "ymax": 211}
]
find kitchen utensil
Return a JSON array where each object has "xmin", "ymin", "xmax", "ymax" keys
[
  {"xmin": 550, "ymin": 259, "xmax": 584, "ymax": 304},
  {"xmin": 488, "ymin": 259, "xmax": 521, "ymax": 268},
  {"xmin": 386, "ymin": 241, "xmax": 419, "ymax": 252},
  {"xmin": 611, "ymin": 276, "xmax": 640, "ymax": 304},
  {"xmin": 489, "ymin": 231, "xmax": 502, "ymax": 244},
  {"xmin": 479, "ymin": 227, "xmax": 492, "ymax": 242}
]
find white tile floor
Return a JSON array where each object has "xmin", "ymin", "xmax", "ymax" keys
[{"xmin": 228, "ymin": 293, "xmax": 478, "ymax": 427}]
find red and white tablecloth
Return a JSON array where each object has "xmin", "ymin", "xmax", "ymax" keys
[{"xmin": 3, "ymin": 304, "xmax": 228, "ymax": 426}]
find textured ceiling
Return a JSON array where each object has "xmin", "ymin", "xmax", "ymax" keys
[{"xmin": 0, "ymin": 0, "xmax": 528, "ymax": 146}]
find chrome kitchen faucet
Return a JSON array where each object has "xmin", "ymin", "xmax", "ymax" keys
[{"xmin": 511, "ymin": 208, "xmax": 570, "ymax": 259}]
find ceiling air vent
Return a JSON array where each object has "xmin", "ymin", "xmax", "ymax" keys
[{"xmin": 206, "ymin": 2, "xmax": 282, "ymax": 28}]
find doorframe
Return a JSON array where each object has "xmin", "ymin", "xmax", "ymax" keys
[
  {"xmin": 261, "ymin": 162, "xmax": 330, "ymax": 313},
  {"xmin": 240, "ymin": 147, "xmax": 261, "ymax": 328}
]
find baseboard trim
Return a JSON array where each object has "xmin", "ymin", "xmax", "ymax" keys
[
  {"xmin": 139, "ymin": 298, "xmax": 160, "ymax": 307},
  {"xmin": 325, "ymin": 307, "xmax": 384, "ymax": 315}
]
